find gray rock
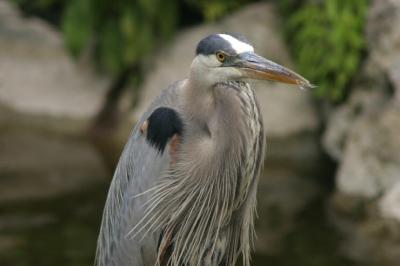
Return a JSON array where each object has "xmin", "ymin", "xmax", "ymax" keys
[
  {"xmin": 336, "ymin": 103, "xmax": 400, "ymax": 198},
  {"xmin": 324, "ymin": 1, "xmax": 400, "ymax": 262},
  {"xmin": 380, "ymin": 181, "xmax": 400, "ymax": 221},
  {"xmin": 326, "ymin": 0, "xmax": 400, "ymax": 199},
  {"xmin": 388, "ymin": 58, "xmax": 400, "ymax": 103},
  {"xmin": 0, "ymin": 105, "xmax": 108, "ymax": 203},
  {"xmin": 0, "ymin": 1, "xmax": 109, "ymax": 131},
  {"xmin": 0, "ymin": 124, "xmax": 109, "ymax": 203},
  {"xmin": 0, "ymin": 1, "xmax": 108, "ymax": 201},
  {"xmin": 331, "ymin": 190, "xmax": 400, "ymax": 266},
  {"xmin": 366, "ymin": 0, "xmax": 400, "ymax": 70},
  {"xmin": 323, "ymin": 88, "xmax": 388, "ymax": 161},
  {"xmin": 366, "ymin": 0, "xmax": 400, "ymax": 97}
]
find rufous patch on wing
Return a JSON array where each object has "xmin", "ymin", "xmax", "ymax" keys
[
  {"xmin": 169, "ymin": 134, "xmax": 180, "ymax": 166},
  {"xmin": 140, "ymin": 120, "xmax": 149, "ymax": 134},
  {"xmin": 157, "ymin": 225, "xmax": 175, "ymax": 266}
]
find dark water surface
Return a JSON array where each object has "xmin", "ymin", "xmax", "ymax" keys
[
  {"xmin": 0, "ymin": 179, "xmax": 358, "ymax": 266},
  {"xmin": 0, "ymin": 183, "xmax": 107, "ymax": 266}
]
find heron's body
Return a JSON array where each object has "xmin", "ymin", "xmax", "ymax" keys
[{"xmin": 96, "ymin": 33, "xmax": 313, "ymax": 266}]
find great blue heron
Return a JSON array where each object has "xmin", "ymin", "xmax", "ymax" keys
[{"xmin": 96, "ymin": 33, "xmax": 313, "ymax": 266}]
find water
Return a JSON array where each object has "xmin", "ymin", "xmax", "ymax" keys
[
  {"xmin": 0, "ymin": 179, "xmax": 358, "ymax": 266},
  {"xmin": 0, "ymin": 183, "xmax": 107, "ymax": 266},
  {"xmin": 253, "ymin": 198, "xmax": 356, "ymax": 266}
]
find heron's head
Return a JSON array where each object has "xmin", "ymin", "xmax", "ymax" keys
[{"xmin": 190, "ymin": 33, "xmax": 314, "ymax": 89}]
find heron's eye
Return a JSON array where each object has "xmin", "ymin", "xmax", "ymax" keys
[{"xmin": 216, "ymin": 52, "xmax": 225, "ymax": 62}]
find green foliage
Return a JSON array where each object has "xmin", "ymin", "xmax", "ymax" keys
[
  {"xmin": 11, "ymin": 0, "xmax": 67, "ymax": 25},
  {"xmin": 280, "ymin": 0, "xmax": 368, "ymax": 101},
  {"xmin": 62, "ymin": 0, "xmax": 93, "ymax": 57},
  {"xmin": 189, "ymin": 0, "xmax": 253, "ymax": 21},
  {"xmin": 62, "ymin": 0, "xmax": 179, "ymax": 74},
  {"xmin": 12, "ymin": 0, "xmax": 64, "ymax": 10}
]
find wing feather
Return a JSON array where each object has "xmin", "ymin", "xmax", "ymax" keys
[{"xmin": 96, "ymin": 80, "xmax": 186, "ymax": 266}]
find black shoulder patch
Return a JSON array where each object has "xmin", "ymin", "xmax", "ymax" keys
[{"xmin": 145, "ymin": 107, "xmax": 184, "ymax": 154}]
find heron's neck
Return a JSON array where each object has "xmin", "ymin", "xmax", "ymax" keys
[
  {"xmin": 183, "ymin": 77, "xmax": 215, "ymax": 120},
  {"xmin": 183, "ymin": 79, "xmax": 262, "ymax": 183}
]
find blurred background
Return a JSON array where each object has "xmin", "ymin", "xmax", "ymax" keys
[{"xmin": 0, "ymin": 0, "xmax": 399, "ymax": 265}]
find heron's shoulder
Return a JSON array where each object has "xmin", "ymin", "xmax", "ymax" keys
[
  {"xmin": 157, "ymin": 79, "xmax": 187, "ymax": 105},
  {"xmin": 139, "ymin": 79, "xmax": 187, "ymax": 153},
  {"xmin": 128, "ymin": 79, "xmax": 187, "ymax": 150}
]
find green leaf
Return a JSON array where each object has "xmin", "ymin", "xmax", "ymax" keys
[
  {"xmin": 280, "ymin": 0, "xmax": 368, "ymax": 102},
  {"xmin": 62, "ymin": 0, "xmax": 93, "ymax": 56}
]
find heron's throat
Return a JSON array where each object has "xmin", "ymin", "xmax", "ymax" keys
[{"xmin": 182, "ymin": 78, "xmax": 216, "ymax": 119}]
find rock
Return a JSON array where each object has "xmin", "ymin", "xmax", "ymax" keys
[
  {"xmin": 324, "ymin": 0, "xmax": 400, "ymax": 198},
  {"xmin": 133, "ymin": 2, "xmax": 321, "ymax": 176},
  {"xmin": 324, "ymin": 1, "xmax": 400, "ymax": 263},
  {"xmin": 380, "ymin": 181, "xmax": 400, "ymax": 221},
  {"xmin": 388, "ymin": 58, "xmax": 400, "ymax": 102},
  {"xmin": 323, "ymin": 88, "xmax": 388, "ymax": 161},
  {"xmin": 366, "ymin": 0, "xmax": 400, "ymax": 99},
  {"xmin": 0, "ymin": 124, "xmax": 108, "ymax": 204},
  {"xmin": 0, "ymin": 1, "xmax": 109, "ymax": 201},
  {"xmin": 366, "ymin": 0, "xmax": 400, "ymax": 72},
  {"xmin": 0, "ymin": 106, "xmax": 108, "ymax": 202},
  {"xmin": 335, "ymin": 103, "xmax": 400, "ymax": 198},
  {"xmin": 331, "ymin": 190, "xmax": 400, "ymax": 266},
  {"xmin": 0, "ymin": 1, "xmax": 109, "ymax": 133}
]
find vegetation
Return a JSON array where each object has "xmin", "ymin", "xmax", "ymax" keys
[
  {"xmin": 62, "ymin": 0, "xmax": 180, "ymax": 75},
  {"xmin": 280, "ymin": 0, "xmax": 369, "ymax": 101},
  {"xmin": 188, "ymin": 0, "xmax": 252, "ymax": 21}
]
